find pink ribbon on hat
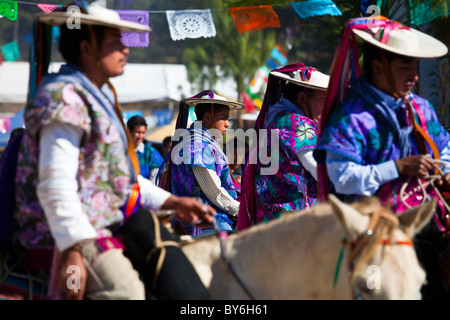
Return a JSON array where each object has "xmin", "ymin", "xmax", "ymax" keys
[{"xmin": 378, "ymin": 20, "xmax": 409, "ymax": 44}]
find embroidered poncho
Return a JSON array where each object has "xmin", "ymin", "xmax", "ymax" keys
[
  {"xmin": 314, "ymin": 76, "xmax": 450, "ymax": 196},
  {"xmin": 253, "ymin": 98, "xmax": 318, "ymax": 224}
]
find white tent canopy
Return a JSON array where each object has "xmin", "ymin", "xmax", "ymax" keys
[{"xmin": 0, "ymin": 62, "xmax": 193, "ymax": 104}]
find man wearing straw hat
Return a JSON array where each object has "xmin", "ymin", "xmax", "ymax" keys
[
  {"xmin": 314, "ymin": 16, "xmax": 450, "ymax": 299},
  {"xmin": 237, "ymin": 63, "xmax": 329, "ymax": 230},
  {"xmin": 158, "ymin": 90, "xmax": 245, "ymax": 237},
  {"xmin": 11, "ymin": 1, "xmax": 213, "ymax": 300}
]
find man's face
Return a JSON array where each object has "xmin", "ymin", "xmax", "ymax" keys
[
  {"xmin": 98, "ymin": 28, "xmax": 129, "ymax": 78},
  {"xmin": 213, "ymin": 108, "xmax": 231, "ymax": 136},
  {"xmin": 130, "ymin": 124, "xmax": 146, "ymax": 147},
  {"xmin": 389, "ymin": 57, "xmax": 419, "ymax": 97},
  {"xmin": 296, "ymin": 89, "xmax": 326, "ymax": 126},
  {"xmin": 308, "ymin": 90, "xmax": 326, "ymax": 125}
]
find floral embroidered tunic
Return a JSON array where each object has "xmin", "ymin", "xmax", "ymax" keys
[
  {"xmin": 170, "ymin": 122, "xmax": 237, "ymax": 234},
  {"xmin": 14, "ymin": 67, "xmax": 132, "ymax": 257},
  {"xmin": 253, "ymin": 98, "xmax": 318, "ymax": 224}
]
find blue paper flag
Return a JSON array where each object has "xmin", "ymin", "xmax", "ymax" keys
[
  {"xmin": 290, "ymin": 0, "xmax": 342, "ymax": 19},
  {"xmin": 1, "ymin": 41, "xmax": 20, "ymax": 62},
  {"xmin": 270, "ymin": 48, "xmax": 288, "ymax": 66}
]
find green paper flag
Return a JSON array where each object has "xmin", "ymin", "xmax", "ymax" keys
[
  {"xmin": 1, "ymin": 41, "xmax": 20, "ymax": 61},
  {"xmin": 0, "ymin": 0, "xmax": 18, "ymax": 21}
]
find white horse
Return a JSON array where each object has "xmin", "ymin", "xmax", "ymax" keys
[{"xmin": 180, "ymin": 194, "xmax": 435, "ymax": 300}]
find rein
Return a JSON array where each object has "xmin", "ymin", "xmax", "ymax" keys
[
  {"xmin": 212, "ymin": 220, "xmax": 256, "ymax": 300},
  {"xmin": 145, "ymin": 211, "xmax": 180, "ymax": 293},
  {"xmin": 145, "ymin": 211, "xmax": 255, "ymax": 299},
  {"xmin": 334, "ymin": 208, "xmax": 413, "ymax": 299},
  {"xmin": 398, "ymin": 159, "xmax": 450, "ymax": 237}
]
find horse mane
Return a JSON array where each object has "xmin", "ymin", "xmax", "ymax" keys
[{"xmin": 349, "ymin": 197, "xmax": 398, "ymax": 280}]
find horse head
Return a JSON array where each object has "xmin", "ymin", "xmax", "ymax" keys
[{"xmin": 328, "ymin": 194, "xmax": 436, "ymax": 299}]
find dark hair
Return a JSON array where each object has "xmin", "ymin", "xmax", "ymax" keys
[
  {"xmin": 282, "ymin": 82, "xmax": 315, "ymax": 104},
  {"xmin": 194, "ymin": 103, "xmax": 230, "ymax": 121},
  {"xmin": 127, "ymin": 115, "xmax": 147, "ymax": 131},
  {"xmin": 58, "ymin": 23, "xmax": 108, "ymax": 66},
  {"xmin": 162, "ymin": 136, "xmax": 172, "ymax": 146}
]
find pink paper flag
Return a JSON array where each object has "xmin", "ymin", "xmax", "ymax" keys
[{"xmin": 37, "ymin": 4, "xmax": 59, "ymax": 13}]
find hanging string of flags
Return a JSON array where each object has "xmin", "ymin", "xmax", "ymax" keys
[{"xmin": 0, "ymin": 0, "xmax": 343, "ymax": 52}]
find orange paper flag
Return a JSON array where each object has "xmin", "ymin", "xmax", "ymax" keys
[{"xmin": 229, "ymin": 5, "xmax": 280, "ymax": 33}]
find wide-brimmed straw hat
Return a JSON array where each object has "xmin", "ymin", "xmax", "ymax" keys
[
  {"xmin": 182, "ymin": 90, "xmax": 246, "ymax": 110},
  {"xmin": 352, "ymin": 19, "xmax": 447, "ymax": 58},
  {"xmin": 270, "ymin": 67, "xmax": 329, "ymax": 91},
  {"xmin": 36, "ymin": 1, "xmax": 151, "ymax": 33}
]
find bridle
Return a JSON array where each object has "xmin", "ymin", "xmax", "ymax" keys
[
  {"xmin": 398, "ymin": 159, "xmax": 450, "ymax": 238},
  {"xmin": 146, "ymin": 210, "xmax": 256, "ymax": 299},
  {"xmin": 335, "ymin": 208, "xmax": 413, "ymax": 299}
]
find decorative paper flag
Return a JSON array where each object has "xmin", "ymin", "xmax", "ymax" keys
[
  {"xmin": 270, "ymin": 47, "xmax": 288, "ymax": 66},
  {"xmin": 246, "ymin": 87, "xmax": 263, "ymax": 109},
  {"xmin": 0, "ymin": 0, "xmax": 18, "ymax": 21},
  {"xmin": 1, "ymin": 41, "xmax": 20, "ymax": 61},
  {"xmin": 116, "ymin": 10, "xmax": 150, "ymax": 47},
  {"xmin": 290, "ymin": 0, "xmax": 342, "ymax": 19},
  {"xmin": 265, "ymin": 57, "xmax": 279, "ymax": 70},
  {"xmin": 37, "ymin": 4, "xmax": 59, "ymax": 13},
  {"xmin": 166, "ymin": 9, "xmax": 217, "ymax": 41},
  {"xmin": 409, "ymin": 0, "xmax": 450, "ymax": 26},
  {"xmin": 229, "ymin": 5, "xmax": 280, "ymax": 33}
]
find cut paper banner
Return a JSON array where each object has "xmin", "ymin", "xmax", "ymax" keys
[
  {"xmin": 229, "ymin": 5, "xmax": 280, "ymax": 33},
  {"xmin": 270, "ymin": 47, "xmax": 288, "ymax": 66},
  {"xmin": 290, "ymin": 0, "xmax": 342, "ymax": 19},
  {"xmin": 37, "ymin": 4, "xmax": 59, "ymax": 13},
  {"xmin": 166, "ymin": 9, "xmax": 217, "ymax": 41},
  {"xmin": 116, "ymin": 10, "xmax": 150, "ymax": 47},
  {"xmin": 1, "ymin": 41, "xmax": 20, "ymax": 61},
  {"xmin": 409, "ymin": 0, "xmax": 450, "ymax": 26},
  {"xmin": 0, "ymin": 0, "xmax": 18, "ymax": 21}
]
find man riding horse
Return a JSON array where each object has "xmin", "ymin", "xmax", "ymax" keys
[{"xmin": 314, "ymin": 16, "xmax": 450, "ymax": 299}]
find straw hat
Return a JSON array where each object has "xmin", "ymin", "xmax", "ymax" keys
[
  {"xmin": 352, "ymin": 20, "xmax": 447, "ymax": 58},
  {"xmin": 36, "ymin": 1, "xmax": 151, "ymax": 33},
  {"xmin": 270, "ymin": 68, "xmax": 329, "ymax": 91},
  {"xmin": 182, "ymin": 90, "xmax": 246, "ymax": 110}
]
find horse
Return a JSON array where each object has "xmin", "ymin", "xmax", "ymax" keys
[{"xmin": 180, "ymin": 194, "xmax": 436, "ymax": 300}]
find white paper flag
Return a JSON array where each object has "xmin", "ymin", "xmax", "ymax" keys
[{"xmin": 166, "ymin": 9, "xmax": 216, "ymax": 41}]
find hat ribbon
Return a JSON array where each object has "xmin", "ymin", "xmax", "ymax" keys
[
  {"xmin": 189, "ymin": 89, "xmax": 215, "ymax": 99},
  {"xmin": 378, "ymin": 20, "xmax": 409, "ymax": 44},
  {"xmin": 298, "ymin": 65, "xmax": 317, "ymax": 82}
]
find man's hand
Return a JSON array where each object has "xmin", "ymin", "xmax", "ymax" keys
[
  {"xmin": 160, "ymin": 195, "xmax": 216, "ymax": 227},
  {"xmin": 59, "ymin": 245, "xmax": 87, "ymax": 300},
  {"xmin": 395, "ymin": 154, "xmax": 435, "ymax": 178},
  {"xmin": 436, "ymin": 172, "xmax": 450, "ymax": 192}
]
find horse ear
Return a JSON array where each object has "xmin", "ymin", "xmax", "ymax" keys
[
  {"xmin": 328, "ymin": 194, "xmax": 370, "ymax": 241},
  {"xmin": 398, "ymin": 199, "xmax": 437, "ymax": 237}
]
